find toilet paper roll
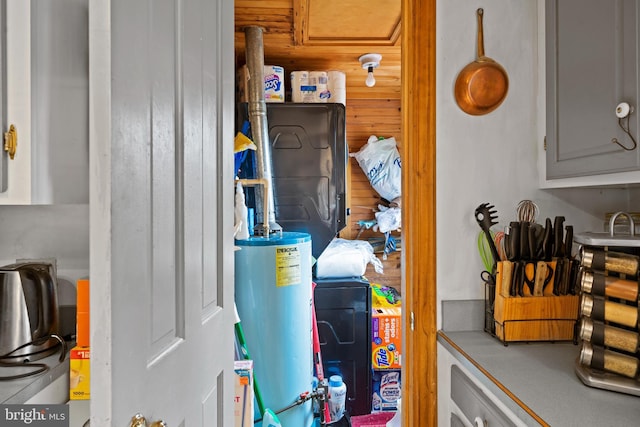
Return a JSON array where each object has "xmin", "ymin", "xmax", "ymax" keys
[
  {"xmin": 310, "ymin": 71, "xmax": 329, "ymax": 103},
  {"xmin": 327, "ymin": 70, "xmax": 346, "ymax": 105}
]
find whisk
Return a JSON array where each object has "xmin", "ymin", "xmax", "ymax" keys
[{"xmin": 517, "ymin": 199, "xmax": 538, "ymax": 223}]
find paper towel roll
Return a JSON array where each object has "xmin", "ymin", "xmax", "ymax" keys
[
  {"xmin": 291, "ymin": 70, "xmax": 314, "ymax": 102},
  {"xmin": 327, "ymin": 70, "xmax": 346, "ymax": 105},
  {"xmin": 310, "ymin": 71, "xmax": 329, "ymax": 103}
]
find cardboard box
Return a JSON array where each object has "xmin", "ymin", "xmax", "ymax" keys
[
  {"xmin": 234, "ymin": 360, "xmax": 254, "ymax": 427},
  {"xmin": 69, "ymin": 346, "xmax": 90, "ymax": 400},
  {"xmin": 371, "ymin": 370, "xmax": 401, "ymax": 412},
  {"xmin": 237, "ymin": 65, "xmax": 285, "ymax": 103},
  {"xmin": 371, "ymin": 307, "xmax": 401, "ymax": 370}
]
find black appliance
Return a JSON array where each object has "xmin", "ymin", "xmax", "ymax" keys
[
  {"xmin": 314, "ymin": 277, "xmax": 372, "ymax": 416},
  {"xmin": 236, "ymin": 102, "xmax": 348, "ymax": 258}
]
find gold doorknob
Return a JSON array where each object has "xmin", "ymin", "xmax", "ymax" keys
[
  {"xmin": 129, "ymin": 414, "xmax": 167, "ymax": 427},
  {"xmin": 3, "ymin": 124, "xmax": 17, "ymax": 160},
  {"xmin": 129, "ymin": 414, "xmax": 147, "ymax": 427}
]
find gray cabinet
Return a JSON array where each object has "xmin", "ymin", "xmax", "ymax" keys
[
  {"xmin": 545, "ymin": 0, "xmax": 640, "ymax": 179},
  {"xmin": 451, "ymin": 365, "xmax": 516, "ymax": 427},
  {"xmin": 0, "ymin": 0, "xmax": 88, "ymax": 205}
]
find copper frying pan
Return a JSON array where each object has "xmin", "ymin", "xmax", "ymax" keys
[{"xmin": 454, "ymin": 8, "xmax": 508, "ymax": 115}]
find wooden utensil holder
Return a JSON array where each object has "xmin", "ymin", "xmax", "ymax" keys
[
  {"xmin": 493, "ymin": 291, "xmax": 580, "ymax": 343},
  {"xmin": 488, "ymin": 260, "xmax": 580, "ymax": 344}
]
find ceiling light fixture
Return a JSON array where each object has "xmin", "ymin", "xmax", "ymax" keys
[{"xmin": 359, "ymin": 53, "xmax": 382, "ymax": 87}]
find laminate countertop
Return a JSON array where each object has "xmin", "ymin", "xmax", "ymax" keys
[
  {"xmin": 438, "ymin": 330, "xmax": 640, "ymax": 426},
  {"xmin": 0, "ymin": 344, "xmax": 69, "ymax": 404}
]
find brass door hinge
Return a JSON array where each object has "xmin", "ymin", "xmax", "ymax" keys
[{"xmin": 543, "ymin": 136, "xmax": 547, "ymax": 151}]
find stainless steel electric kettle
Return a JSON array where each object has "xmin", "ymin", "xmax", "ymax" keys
[{"xmin": 0, "ymin": 261, "xmax": 60, "ymax": 361}]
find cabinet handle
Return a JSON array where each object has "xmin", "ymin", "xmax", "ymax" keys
[
  {"xmin": 3, "ymin": 124, "xmax": 17, "ymax": 160},
  {"xmin": 474, "ymin": 416, "xmax": 487, "ymax": 427}
]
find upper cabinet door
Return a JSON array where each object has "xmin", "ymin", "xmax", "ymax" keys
[
  {"xmin": 545, "ymin": 0, "xmax": 640, "ymax": 180},
  {"xmin": 0, "ymin": 0, "xmax": 32, "ymax": 204},
  {"xmin": 0, "ymin": 0, "xmax": 89, "ymax": 205}
]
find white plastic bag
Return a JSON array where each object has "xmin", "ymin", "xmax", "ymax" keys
[
  {"xmin": 234, "ymin": 182, "xmax": 250, "ymax": 240},
  {"xmin": 315, "ymin": 238, "xmax": 383, "ymax": 279},
  {"xmin": 350, "ymin": 135, "xmax": 402, "ymax": 202}
]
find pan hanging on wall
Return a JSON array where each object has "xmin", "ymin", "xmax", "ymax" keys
[{"xmin": 454, "ymin": 8, "xmax": 509, "ymax": 116}]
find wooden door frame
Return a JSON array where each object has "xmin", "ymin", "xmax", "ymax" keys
[{"xmin": 401, "ymin": 0, "xmax": 437, "ymax": 425}]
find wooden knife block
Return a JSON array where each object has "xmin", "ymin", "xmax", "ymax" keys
[
  {"xmin": 491, "ymin": 262, "xmax": 580, "ymax": 343},
  {"xmin": 493, "ymin": 292, "xmax": 579, "ymax": 343}
]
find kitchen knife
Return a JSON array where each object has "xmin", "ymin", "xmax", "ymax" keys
[
  {"xmin": 543, "ymin": 260, "xmax": 557, "ymax": 296},
  {"xmin": 511, "ymin": 261, "xmax": 523, "ymax": 296},
  {"xmin": 533, "ymin": 261, "xmax": 551, "ymax": 296},
  {"xmin": 500, "ymin": 260, "xmax": 513, "ymax": 297},
  {"xmin": 506, "ymin": 222, "xmax": 520, "ymax": 261},
  {"xmin": 542, "ymin": 217, "xmax": 553, "ymax": 261},
  {"xmin": 528, "ymin": 223, "xmax": 544, "ymax": 260},
  {"xmin": 520, "ymin": 221, "xmax": 530, "ymax": 260},
  {"xmin": 553, "ymin": 258, "xmax": 564, "ymax": 295},
  {"xmin": 553, "ymin": 216, "xmax": 565, "ymax": 258},
  {"xmin": 523, "ymin": 261, "xmax": 536, "ymax": 296},
  {"xmin": 564, "ymin": 225, "xmax": 574, "ymax": 258}
]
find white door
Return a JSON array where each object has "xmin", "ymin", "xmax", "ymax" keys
[{"xmin": 90, "ymin": 0, "xmax": 236, "ymax": 425}]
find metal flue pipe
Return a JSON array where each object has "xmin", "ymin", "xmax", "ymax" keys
[{"xmin": 244, "ymin": 25, "xmax": 281, "ymax": 236}]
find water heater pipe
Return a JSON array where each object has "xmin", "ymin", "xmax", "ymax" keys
[
  {"xmin": 237, "ymin": 178, "xmax": 270, "ymax": 236},
  {"xmin": 244, "ymin": 26, "xmax": 281, "ymax": 235}
]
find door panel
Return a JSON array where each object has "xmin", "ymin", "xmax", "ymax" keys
[{"xmin": 90, "ymin": 0, "xmax": 235, "ymax": 425}]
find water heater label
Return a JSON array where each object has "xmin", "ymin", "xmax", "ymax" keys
[{"xmin": 275, "ymin": 245, "xmax": 301, "ymax": 287}]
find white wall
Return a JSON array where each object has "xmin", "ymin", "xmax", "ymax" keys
[
  {"xmin": 0, "ymin": 204, "xmax": 90, "ymax": 304},
  {"xmin": 435, "ymin": 0, "xmax": 633, "ymax": 327}
]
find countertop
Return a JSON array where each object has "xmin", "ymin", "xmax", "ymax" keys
[
  {"xmin": 0, "ymin": 343, "xmax": 70, "ymax": 404},
  {"xmin": 438, "ymin": 330, "xmax": 640, "ymax": 426}
]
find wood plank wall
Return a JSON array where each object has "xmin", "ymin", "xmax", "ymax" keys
[{"xmin": 343, "ymin": 99, "xmax": 402, "ymax": 290}]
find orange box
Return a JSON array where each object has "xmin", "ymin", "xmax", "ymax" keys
[
  {"xmin": 371, "ymin": 307, "xmax": 402, "ymax": 370},
  {"xmin": 76, "ymin": 279, "xmax": 90, "ymax": 347}
]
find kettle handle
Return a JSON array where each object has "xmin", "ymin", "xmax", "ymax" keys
[{"xmin": 22, "ymin": 267, "xmax": 58, "ymax": 338}]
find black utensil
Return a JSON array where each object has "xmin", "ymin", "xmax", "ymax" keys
[
  {"xmin": 519, "ymin": 221, "xmax": 530, "ymax": 260},
  {"xmin": 475, "ymin": 203, "xmax": 500, "ymax": 273},
  {"xmin": 553, "ymin": 216, "xmax": 565, "ymax": 257},
  {"xmin": 511, "ymin": 261, "xmax": 523, "ymax": 296},
  {"xmin": 542, "ymin": 217, "xmax": 553, "ymax": 261},
  {"xmin": 506, "ymin": 222, "xmax": 520, "ymax": 261},
  {"xmin": 565, "ymin": 225, "xmax": 574, "ymax": 258},
  {"xmin": 528, "ymin": 223, "xmax": 544, "ymax": 260}
]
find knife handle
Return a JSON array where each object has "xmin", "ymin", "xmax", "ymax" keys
[
  {"xmin": 533, "ymin": 261, "xmax": 545, "ymax": 296},
  {"xmin": 507, "ymin": 222, "xmax": 520, "ymax": 261},
  {"xmin": 565, "ymin": 225, "xmax": 574, "ymax": 258},
  {"xmin": 553, "ymin": 216, "xmax": 565, "ymax": 257},
  {"xmin": 519, "ymin": 222, "xmax": 530, "ymax": 260},
  {"xmin": 500, "ymin": 261, "xmax": 513, "ymax": 297}
]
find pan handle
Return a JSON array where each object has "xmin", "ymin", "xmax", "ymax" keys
[{"xmin": 476, "ymin": 8, "xmax": 485, "ymax": 58}]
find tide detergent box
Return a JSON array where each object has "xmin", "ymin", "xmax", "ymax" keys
[
  {"xmin": 237, "ymin": 65, "xmax": 285, "ymax": 103},
  {"xmin": 234, "ymin": 360, "xmax": 254, "ymax": 427},
  {"xmin": 372, "ymin": 307, "xmax": 402, "ymax": 370},
  {"xmin": 69, "ymin": 346, "xmax": 90, "ymax": 400},
  {"xmin": 371, "ymin": 370, "xmax": 401, "ymax": 412}
]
